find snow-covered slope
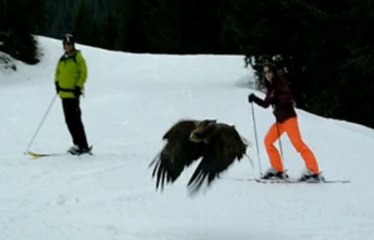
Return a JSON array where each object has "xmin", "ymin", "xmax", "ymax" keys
[{"xmin": 0, "ymin": 36, "xmax": 373, "ymax": 240}]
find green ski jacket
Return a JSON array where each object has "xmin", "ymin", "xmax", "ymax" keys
[{"xmin": 55, "ymin": 50, "xmax": 87, "ymax": 98}]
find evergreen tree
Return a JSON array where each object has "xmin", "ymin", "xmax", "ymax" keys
[
  {"xmin": 226, "ymin": 0, "xmax": 374, "ymax": 128},
  {"xmin": 0, "ymin": 0, "xmax": 45, "ymax": 64},
  {"xmin": 99, "ymin": 12, "xmax": 119, "ymax": 50},
  {"xmin": 112, "ymin": 0, "xmax": 150, "ymax": 52},
  {"xmin": 73, "ymin": 0, "xmax": 93, "ymax": 45},
  {"xmin": 144, "ymin": 0, "xmax": 231, "ymax": 54}
]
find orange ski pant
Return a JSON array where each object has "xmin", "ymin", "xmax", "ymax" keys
[{"xmin": 264, "ymin": 117, "xmax": 320, "ymax": 174}]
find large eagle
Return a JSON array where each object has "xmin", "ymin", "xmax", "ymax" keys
[{"xmin": 150, "ymin": 119, "xmax": 248, "ymax": 194}]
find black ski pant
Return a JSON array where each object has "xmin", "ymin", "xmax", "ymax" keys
[{"xmin": 62, "ymin": 98, "xmax": 89, "ymax": 149}]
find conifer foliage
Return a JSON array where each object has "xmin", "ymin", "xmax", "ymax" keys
[
  {"xmin": 226, "ymin": 0, "xmax": 374, "ymax": 128},
  {"xmin": 0, "ymin": 0, "xmax": 45, "ymax": 64}
]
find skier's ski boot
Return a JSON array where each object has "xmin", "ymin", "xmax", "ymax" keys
[
  {"xmin": 261, "ymin": 168, "xmax": 289, "ymax": 180},
  {"xmin": 67, "ymin": 145, "xmax": 80, "ymax": 155},
  {"xmin": 299, "ymin": 169, "xmax": 324, "ymax": 182},
  {"xmin": 79, "ymin": 146, "xmax": 92, "ymax": 155},
  {"xmin": 68, "ymin": 145, "xmax": 92, "ymax": 155}
]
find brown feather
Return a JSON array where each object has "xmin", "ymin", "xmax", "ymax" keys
[{"xmin": 151, "ymin": 119, "xmax": 248, "ymax": 194}]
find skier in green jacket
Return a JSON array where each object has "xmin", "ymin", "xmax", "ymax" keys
[{"xmin": 55, "ymin": 34, "xmax": 90, "ymax": 155}]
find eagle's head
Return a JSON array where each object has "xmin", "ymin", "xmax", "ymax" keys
[{"xmin": 189, "ymin": 119, "xmax": 217, "ymax": 143}]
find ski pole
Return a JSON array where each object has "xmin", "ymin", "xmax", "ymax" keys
[
  {"xmin": 251, "ymin": 102, "xmax": 263, "ymax": 175},
  {"xmin": 24, "ymin": 94, "xmax": 58, "ymax": 154}
]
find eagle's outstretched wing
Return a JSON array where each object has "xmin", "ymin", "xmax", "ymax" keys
[
  {"xmin": 187, "ymin": 124, "xmax": 247, "ymax": 194},
  {"xmin": 150, "ymin": 120, "xmax": 205, "ymax": 190}
]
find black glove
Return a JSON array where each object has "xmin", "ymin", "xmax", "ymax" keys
[
  {"xmin": 248, "ymin": 93, "xmax": 256, "ymax": 103},
  {"xmin": 74, "ymin": 86, "xmax": 82, "ymax": 98},
  {"xmin": 55, "ymin": 82, "xmax": 60, "ymax": 93}
]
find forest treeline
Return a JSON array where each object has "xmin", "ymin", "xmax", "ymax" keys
[{"xmin": 1, "ymin": 0, "xmax": 373, "ymax": 128}]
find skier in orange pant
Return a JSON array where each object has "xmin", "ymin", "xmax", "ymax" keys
[{"xmin": 248, "ymin": 63, "xmax": 322, "ymax": 181}]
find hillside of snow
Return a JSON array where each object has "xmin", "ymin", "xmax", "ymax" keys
[{"xmin": 1, "ymin": 36, "xmax": 373, "ymax": 240}]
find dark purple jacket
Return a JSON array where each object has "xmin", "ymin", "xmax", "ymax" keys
[{"xmin": 253, "ymin": 77, "xmax": 297, "ymax": 123}]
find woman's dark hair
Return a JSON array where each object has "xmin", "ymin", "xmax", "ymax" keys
[
  {"xmin": 262, "ymin": 62, "xmax": 288, "ymax": 89},
  {"xmin": 263, "ymin": 62, "xmax": 277, "ymax": 73}
]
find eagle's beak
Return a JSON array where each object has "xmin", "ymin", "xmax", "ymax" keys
[{"xmin": 189, "ymin": 132, "xmax": 199, "ymax": 142}]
